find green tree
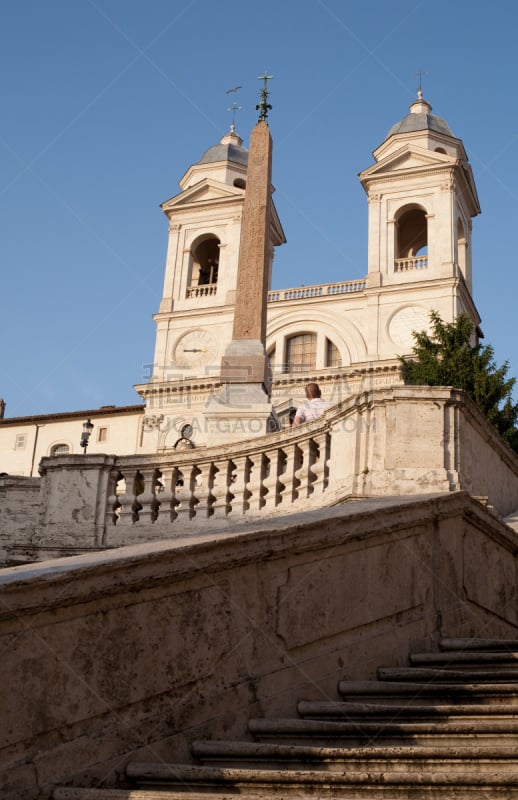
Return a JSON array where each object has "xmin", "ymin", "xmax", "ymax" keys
[{"xmin": 400, "ymin": 311, "xmax": 518, "ymax": 451}]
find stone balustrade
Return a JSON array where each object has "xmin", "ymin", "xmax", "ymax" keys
[
  {"xmin": 394, "ymin": 255, "xmax": 428, "ymax": 271},
  {"xmin": 186, "ymin": 283, "xmax": 217, "ymax": 298},
  {"xmin": 104, "ymin": 421, "xmax": 332, "ymax": 543},
  {"xmin": 267, "ymin": 278, "xmax": 366, "ymax": 302},
  {"xmin": 30, "ymin": 385, "xmax": 518, "ymax": 557}
]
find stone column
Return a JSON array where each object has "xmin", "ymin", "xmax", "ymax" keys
[{"xmin": 205, "ymin": 121, "xmax": 278, "ymax": 444}]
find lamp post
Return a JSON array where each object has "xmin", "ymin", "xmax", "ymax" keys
[{"xmin": 80, "ymin": 419, "xmax": 94, "ymax": 453}]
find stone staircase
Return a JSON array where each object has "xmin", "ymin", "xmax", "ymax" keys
[{"xmin": 54, "ymin": 638, "xmax": 518, "ymax": 799}]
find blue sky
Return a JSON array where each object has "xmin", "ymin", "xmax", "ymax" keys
[{"xmin": 1, "ymin": 0, "xmax": 517, "ymax": 418}]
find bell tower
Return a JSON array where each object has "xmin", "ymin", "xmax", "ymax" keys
[
  {"xmin": 358, "ymin": 92, "xmax": 482, "ymax": 360},
  {"xmin": 135, "ymin": 123, "xmax": 285, "ymax": 449},
  {"xmin": 360, "ymin": 91, "xmax": 480, "ymax": 295},
  {"xmin": 150, "ymin": 126, "xmax": 249, "ymax": 388}
]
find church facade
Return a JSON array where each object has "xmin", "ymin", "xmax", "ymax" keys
[{"xmin": 0, "ymin": 92, "xmax": 481, "ymax": 474}]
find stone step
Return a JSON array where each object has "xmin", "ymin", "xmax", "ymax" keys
[
  {"xmin": 297, "ymin": 699, "xmax": 518, "ymax": 718},
  {"xmin": 338, "ymin": 679, "xmax": 518, "ymax": 704},
  {"xmin": 441, "ymin": 638, "xmax": 518, "ymax": 651},
  {"xmin": 192, "ymin": 739, "xmax": 518, "ymax": 772},
  {"xmin": 377, "ymin": 666, "xmax": 518, "ymax": 682},
  {"xmin": 54, "ymin": 641, "xmax": 518, "ymax": 800},
  {"xmin": 53, "ymin": 791, "xmax": 176, "ymax": 799},
  {"xmin": 54, "ymin": 772, "xmax": 518, "ymax": 800},
  {"xmin": 247, "ymin": 716, "xmax": 518, "ymax": 746},
  {"xmin": 411, "ymin": 650, "xmax": 518, "ymax": 665},
  {"xmin": 55, "ymin": 786, "xmax": 518, "ymax": 800},
  {"xmin": 125, "ymin": 762, "xmax": 518, "ymax": 797}
]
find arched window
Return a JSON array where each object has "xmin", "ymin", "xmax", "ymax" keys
[
  {"xmin": 50, "ymin": 443, "xmax": 70, "ymax": 456},
  {"xmin": 190, "ymin": 236, "xmax": 220, "ymax": 288},
  {"xmin": 284, "ymin": 334, "xmax": 316, "ymax": 373},
  {"xmin": 457, "ymin": 217, "xmax": 467, "ymax": 278},
  {"xmin": 326, "ymin": 338, "xmax": 342, "ymax": 368},
  {"xmin": 267, "ymin": 345, "xmax": 276, "ymax": 373},
  {"xmin": 396, "ymin": 207, "xmax": 427, "ymax": 257},
  {"xmin": 395, "ymin": 206, "xmax": 428, "ymax": 271}
]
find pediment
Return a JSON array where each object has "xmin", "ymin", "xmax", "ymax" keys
[
  {"xmin": 161, "ymin": 179, "xmax": 244, "ymax": 211},
  {"xmin": 361, "ymin": 144, "xmax": 455, "ymax": 180}
]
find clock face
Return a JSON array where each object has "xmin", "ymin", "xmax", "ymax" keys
[
  {"xmin": 389, "ymin": 306, "xmax": 430, "ymax": 351},
  {"xmin": 173, "ymin": 330, "xmax": 218, "ymax": 369}
]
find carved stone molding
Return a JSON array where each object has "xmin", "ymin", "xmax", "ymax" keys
[{"xmin": 142, "ymin": 414, "xmax": 164, "ymax": 431}]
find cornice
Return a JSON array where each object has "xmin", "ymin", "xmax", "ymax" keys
[
  {"xmin": 362, "ymin": 163, "xmax": 457, "ymax": 189},
  {"xmin": 0, "ymin": 404, "xmax": 145, "ymax": 426},
  {"xmin": 153, "ymin": 304, "xmax": 234, "ymax": 323}
]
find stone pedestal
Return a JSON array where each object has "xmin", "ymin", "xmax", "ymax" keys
[
  {"xmin": 205, "ymin": 340, "xmax": 278, "ymax": 444},
  {"xmin": 220, "ymin": 339, "xmax": 270, "ymax": 386},
  {"xmin": 204, "ymin": 401, "xmax": 277, "ymax": 446}
]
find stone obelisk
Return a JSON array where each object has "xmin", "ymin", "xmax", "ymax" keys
[{"xmin": 205, "ymin": 75, "xmax": 278, "ymax": 444}]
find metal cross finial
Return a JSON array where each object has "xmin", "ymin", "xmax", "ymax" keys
[
  {"xmin": 256, "ymin": 71, "xmax": 273, "ymax": 122},
  {"xmin": 227, "ymin": 101, "xmax": 242, "ymax": 132},
  {"xmin": 416, "ymin": 68, "xmax": 428, "ymax": 98}
]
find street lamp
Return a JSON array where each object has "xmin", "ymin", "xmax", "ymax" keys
[{"xmin": 80, "ymin": 419, "xmax": 94, "ymax": 453}]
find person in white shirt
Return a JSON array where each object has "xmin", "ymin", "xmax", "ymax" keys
[{"xmin": 293, "ymin": 383, "xmax": 332, "ymax": 426}]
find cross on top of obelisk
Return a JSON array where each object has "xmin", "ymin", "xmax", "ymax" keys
[{"xmin": 256, "ymin": 71, "xmax": 273, "ymax": 122}]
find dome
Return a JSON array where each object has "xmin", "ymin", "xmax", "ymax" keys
[
  {"xmin": 199, "ymin": 129, "xmax": 248, "ymax": 166},
  {"xmin": 385, "ymin": 93, "xmax": 455, "ymax": 140}
]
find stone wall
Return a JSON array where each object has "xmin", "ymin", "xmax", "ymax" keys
[
  {"xmin": 1, "ymin": 492, "xmax": 517, "ymax": 799},
  {"xmin": 331, "ymin": 386, "xmax": 518, "ymax": 514},
  {"xmin": 0, "ymin": 475, "xmax": 41, "ymax": 563}
]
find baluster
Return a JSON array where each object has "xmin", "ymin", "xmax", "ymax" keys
[
  {"xmin": 193, "ymin": 462, "xmax": 211, "ymax": 519},
  {"xmin": 279, "ymin": 444, "xmax": 297, "ymax": 507},
  {"xmin": 116, "ymin": 470, "xmax": 140, "ymax": 526},
  {"xmin": 191, "ymin": 466, "xmax": 202, "ymax": 519},
  {"xmin": 320, "ymin": 432, "xmax": 331, "ymax": 493},
  {"xmin": 262, "ymin": 448, "xmax": 282, "ymax": 512},
  {"xmin": 134, "ymin": 470, "xmax": 145, "ymax": 522},
  {"xmin": 275, "ymin": 448, "xmax": 288, "ymax": 508},
  {"xmin": 294, "ymin": 440, "xmax": 311, "ymax": 500},
  {"xmin": 211, "ymin": 460, "xmax": 232, "ymax": 519},
  {"xmin": 105, "ymin": 468, "xmax": 123, "ymax": 529},
  {"xmin": 227, "ymin": 456, "xmax": 251, "ymax": 518},
  {"xmin": 152, "ymin": 468, "xmax": 175, "ymax": 531},
  {"xmin": 172, "ymin": 468, "xmax": 188, "ymax": 526},
  {"xmin": 308, "ymin": 434, "xmax": 331, "ymax": 497},
  {"xmin": 246, "ymin": 454, "xmax": 267, "ymax": 513},
  {"xmin": 136, "ymin": 467, "xmax": 160, "ymax": 525},
  {"xmin": 173, "ymin": 465, "xmax": 198, "ymax": 525},
  {"xmin": 170, "ymin": 466, "xmax": 183, "ymax": 523}
]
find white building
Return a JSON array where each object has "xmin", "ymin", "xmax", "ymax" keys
[{"xmin": 0, "ymin": 92, "xmax": 481, "ymax": 474}]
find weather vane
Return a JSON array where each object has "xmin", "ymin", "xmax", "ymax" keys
[
  {"xmin": 416, "ymin": 68, "xmax": 428, "ymax": 98},
  {"xmin": 227, "ymin": 100, "xmax": 242, "ymax": 132},
  {"xmin": 256, "ymin": 71, "xmax": 273, "ymax": 122}
]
